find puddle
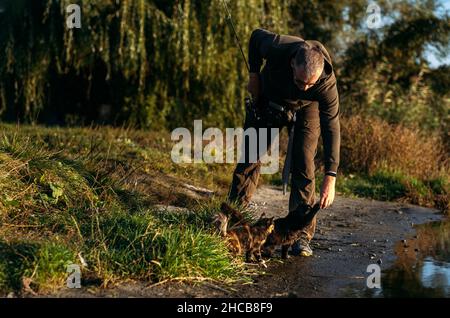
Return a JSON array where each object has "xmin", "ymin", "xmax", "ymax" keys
[
  {"xmin": 379, "ymin": 219, "xmax": 450, "ymax": 297},
  {"xmin": 341, "ymin": 219, "xmax": 450, "ymax": 297}
]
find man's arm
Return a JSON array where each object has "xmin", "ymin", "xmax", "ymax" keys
[
  {"xmin": 316, "ymin": 74, "xmax": 340, "ymax": 174},
  {"xmin": 248, "ymin": 28, "xmax": 276, "ymax": 73},
  {"xmin": 316, "ymin": 74, "xmax": 340, "ymax": 209},
  {"xmin": 247, "ymin": 29, "xmax": 276, "ymax": 99}
]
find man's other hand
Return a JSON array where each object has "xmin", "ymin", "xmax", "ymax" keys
[
  {"xmin": 320, "ymin": 175, "xmax": 336, "ymax": 209},
  {"xmin": 247, "ymin": 73, "xmax": 260, "ymax": 101}
]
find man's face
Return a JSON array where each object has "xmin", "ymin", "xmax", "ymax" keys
[{"xmin": 291, "ymin": 60, "xmax": 322, "ymax": 91}]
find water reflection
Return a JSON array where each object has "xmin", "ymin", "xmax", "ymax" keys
[
  {"xmin": 381, "ymin": 220, "xmax": 450, "ymax": 297},
  {"xmin": 421, "ymin": 257, "xmax": 450, "ymax": 292}
]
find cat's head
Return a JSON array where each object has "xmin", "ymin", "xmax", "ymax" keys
[
  {"xmin": 288, "ymin": 203, "xmax": 321, "ymax": 228},
  {"xmin": 220, "ymin": 202, "xmax": 245, "ymax": 224}
]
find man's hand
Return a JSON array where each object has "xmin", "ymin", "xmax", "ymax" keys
[
  {"xmin": 247, "ymin": 73, "xmax": 260, "ymax": 102},
  {"xmin": 320, "ymin": 175, "xmax": 336, "ymax": 209}
]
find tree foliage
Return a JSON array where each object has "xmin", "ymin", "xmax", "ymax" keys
[
  {"xmin": 340, "ymin": 1, "xmax": 450, "ymax": 132},
  {"xmin": 0, "ymin": 0, "xmax": 448, "ymax": 134},
  {"xmin": 0, "ymin": 0, "xmax": 289, "ymax": 128}
]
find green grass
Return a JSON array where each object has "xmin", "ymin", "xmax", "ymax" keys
[
  {"xmin": 321, "ymin": 170, "xmax": 448, "ymax": 209},
  {"xmin": 335, "ymin": 171, "xmax": 408, "ymax": 201},
  {"xmin": 0, "ymin": 241, "xmax": 75, "ymax": 292},
  {"xmin": 265, "ymin": 167, "xmax": 448, "ymax": 211},
  {"xmin": 0, "ymin": 124, "xmax": 243, "ymax": 295},
  {"xmin": 81, "ymin": 207, "xmax": 243, "ymax": 283}
]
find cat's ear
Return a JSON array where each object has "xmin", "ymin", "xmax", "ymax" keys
[
  {"xmin": 259, "ymin": 212, "xmax": 266, "ymax": 219},
  {"xmin": 221, "ymin": 201, "xmax": 245, "ymax": 223},
  {"xmin": 220, "ymin": 202, "xmax": 232, "ymax": 213}
]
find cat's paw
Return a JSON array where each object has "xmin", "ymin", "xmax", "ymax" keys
[{"xmin": 281, "ymin": 253, "xmax": 290, "ymax": 260}]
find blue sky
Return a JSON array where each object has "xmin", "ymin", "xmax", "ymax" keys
[
  {"xmin": 426, "ymin": 0, "xmax": 450, "ymax": 67},
  {"xmin": 426, "ymin": 48, "xmax": 449, "ymax": 68}
]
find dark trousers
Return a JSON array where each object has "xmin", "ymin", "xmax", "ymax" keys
[{"xmin": 228, "ymin": 101, "xmax": 320, "ymax": 241}]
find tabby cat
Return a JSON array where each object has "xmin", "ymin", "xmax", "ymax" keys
[{"xmin": 215, "ymin": 203, "xmax": 275, "ymax": 263}]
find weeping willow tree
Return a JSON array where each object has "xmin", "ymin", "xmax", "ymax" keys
[{"xmin": 0, "ymin": 0, "xmax": 289, "ymax": 128}]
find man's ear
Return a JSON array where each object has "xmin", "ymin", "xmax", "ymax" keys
[{"xmin": 290, "ymin": 58, "xmax": 295, "ymax": 68}]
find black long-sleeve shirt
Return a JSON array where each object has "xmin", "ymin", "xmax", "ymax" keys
[{"xmin": 248, "ymin": 28, "xmax": 340, "ymax": 173}]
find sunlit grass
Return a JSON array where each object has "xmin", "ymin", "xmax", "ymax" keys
[{"xmin": 0, "ymin": 124, "xmax": 242, "ymax": 295}]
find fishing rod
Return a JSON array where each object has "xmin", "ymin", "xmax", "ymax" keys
[
  {"xmin": 220, "ymin": 0, "xmax": 259, "ymax": 121},
  {"xmin": 220, "ymin": 0, "xmax": 250, "ymax": 73}
]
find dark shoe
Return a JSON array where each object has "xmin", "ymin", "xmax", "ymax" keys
[{"xmin": 291, "ymin": 238, "xmax": 313, "ymax": 257}]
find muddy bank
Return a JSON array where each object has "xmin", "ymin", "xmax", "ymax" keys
[{"xmin": 45, "ymin": 185, "xmax": 445, "ymax": 298}]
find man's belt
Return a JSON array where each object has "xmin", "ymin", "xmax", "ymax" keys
[{"xmin": 269, "ymin": 100, "xmax": 312, "ymax": 113}]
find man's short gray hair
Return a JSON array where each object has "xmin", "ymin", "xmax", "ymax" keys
[{"xmin": 294, "ymin": 42, "xmax": 324, "ymax": 79}]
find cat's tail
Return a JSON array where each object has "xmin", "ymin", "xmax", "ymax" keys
[
  {"xmin": 213, "ymin": 212, "xmax": 229, "ymax": 237},
  {"xmin": 303, "ymin": 203, "xmax": 321, "ymax": 225}
]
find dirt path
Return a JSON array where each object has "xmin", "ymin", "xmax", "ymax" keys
[{"xmin": 51, "ymin": 185, "xmax": 443, "ymax": 298}]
